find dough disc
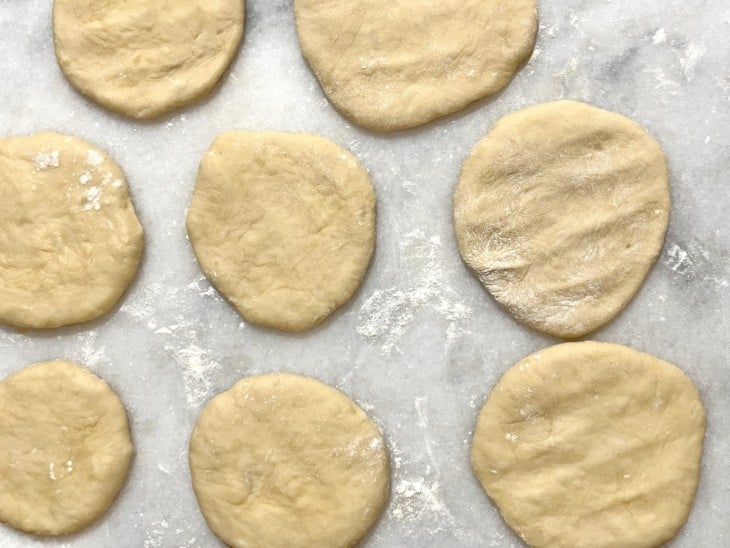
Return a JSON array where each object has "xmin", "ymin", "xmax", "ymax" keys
[
  {"xmin": 189, "ymin": 373, "xmax": 390, "ymax": 548},
  {"xmin": 0, "ymin": 132, "xmax": 144, "ymax": 329},
  {"xmin": 53, "ymin": 0, "xmax": 245, "ymax": 119},
  {"xmin": 454, "ymin": 101, "xmax": 670, "ymax": 338},
  {"xmin": 294, "ymin": 0, "xmax": 538, "ymax": 131},
  {"xmin": 471, "ymin": 342, "xmax": 706, "ymax": 548},
  {"xmin": 0, "ymin": 360, "xmax": 133, "ymax": 535},
  {"xmin": 186, "ymin": 132, "xmax": 376, "ymax": 331}
]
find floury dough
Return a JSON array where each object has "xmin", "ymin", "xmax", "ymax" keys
[
  {"xmin": 454, "ymin": 101, "xmax": 670, "ymax": 338},
  {"xmin": 53, "ymin": 0, "xmax": 244, "ymax": 119},
  {"xmin": 186, "ymin": 132, "xmax": 376, "ymax": 331},
  {"xmin": 471, "ymin": 342, "xmax": 706, "ymax": 548},
  {"xmin": 0, "ymin": 133, "xmax": 144, "ymax": 329},
  {"xmin": 189, "ymin": 373, "xmax": 390, "ymax": 548},
  {"xmin": 294, "ymin": 0, "xmax": 538, "ymax": 131},
  {"xmin": 0, "ymin": 360, "xmax": 133, "ymax": 535}
]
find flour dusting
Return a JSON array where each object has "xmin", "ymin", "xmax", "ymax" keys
[
  {"xmin": 357, "ymin": 230, "xmax": 471, "ymax": 355},
  {"xmin": 86, "ymin": 149, "xmax": 104, "ymax": 167},
  {"xmin": 33, "ymin": 150, "xmax": 59, "ymax": 170},
  {"xmin": 167, "ymin": 340, "xmax": 221, "ymax": 409},
  {"xmin": 679, "ymin": 42, "xmax": 706, "ymax": 82}
]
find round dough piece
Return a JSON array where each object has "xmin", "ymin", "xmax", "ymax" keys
[
  {"xmin": 471, "ymin": 342, "xmax": 706, "ymax": 548},
  {"xmin": 186, "ymin": 132, "xmax": 376, "ymax": 331},
  {"xmin": 53, "ymin": 0, "xmax": 245, "ymax": 119},
  {"xmin": 0, "ymin": 132, "xmax": 144, "ymax": 329},
  {"xmin": 294, "ymin": 0, "xmax": 538, "ymax": 131},
  {"xmin": 189, "ymin": 372, "xmax": 390, "ymax": 548},
  {"xmin": 0, "ymin": 360, "xmax": 134, "ymax": 535},
  {"xmin": 454, "ymin": 101, "xmax": 670, "ymax": 338}
]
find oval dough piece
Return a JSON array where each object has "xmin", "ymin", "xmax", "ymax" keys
[
  {"xmin": 186, "ymin": 132, "xmax": 376, "ymax": 331},
  {"xmin": 53, "ymin": 0, "xmax": 245, "ymax": 119},
  {"xmin": 471, "ymin": 342, "xmax": 706, "ymax": 548},
  {"xmin": 454, "ymin": 101, "xmax": 670, "ymax": 338},
  {"xmin": 0, "ymin": 360, "xmax": 134, "ymax": 535},
  {"xmin": 294, "ymin": 0, "xmax": 538, "ymax": 131},
  {"xmin": 189, "ymin": 372, "xmax": 390, "ymax": 548},
  {"xmin": 0, "ymin": 132, "xmax": 144, "ymax": 329}
]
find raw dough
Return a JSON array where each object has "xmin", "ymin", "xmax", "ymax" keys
[
  {"xmin": 294, "ymin": 0, "xmax": 538, "ymax": 131},
  {"xmin": 186, "ymin": 132, "xmax": 376, "ymax": 331},
  {"xmin": 471, "ymin": 342, "xmax": 706, "ymax": 548},
  {"xmin": 53, "ymin": 0, "xmax": 245, "ymax": 119},
  {"xmin": 454, "ymin": 101, "xmax": 670, "ymax": 338},
  {"xmin": 0, "ymin": 360, "xmax": 133, "ymax": 535},
  {"xmin": 0, "ymin": 132, "xmax": 144, "ymax": 329},
  {"xmin": 189, "ymin": 372, "xmax": 390, "ymax": 548}
]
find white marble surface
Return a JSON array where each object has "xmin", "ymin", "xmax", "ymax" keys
[{"xmin": 0, "ymin": 1, "xmax": 728, "ymax": 546}]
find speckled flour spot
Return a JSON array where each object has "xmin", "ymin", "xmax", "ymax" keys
[
  {"xmin": 86, "ymin": 149, "xmax": 104, "ymax": 167},
  {"xmin": 33, "ymin": 150, "xmax": 59, "ymax": 170},
  {"xmin": 357, "ymin": 230, "xmax": 471, "ymax": 355}
]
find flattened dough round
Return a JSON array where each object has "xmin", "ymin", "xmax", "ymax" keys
[
  {"xmin": 294, "ymin": 0, "xmax": 538, "ymax": 131},
  {"xmin": 471, "ymin": 342, "xmax": 706, "ymax": 548},
  {"xmin": 454, "ymin": 101, "xmax": 670, "ymax": 338},
  {"xmin": 0, "ymin": 132, "xmax": 144, "ymax": 329},
  {"xmin": 186, "ymin": 132, "xmax": 376, "ymax": 331},
  {"xmin": 0, "ymin": 360, "xmax": 133, "ymax": 535},
  {"xmin": 53, "ymin": 0, "xmax": 244, "ymax": 119},
  {"xmin": 189, "ymin": 372, "xmax": 390, "ymax": 548}
]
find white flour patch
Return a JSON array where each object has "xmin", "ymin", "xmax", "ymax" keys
[
  {"xmin": 679, "ymin": 42, "xmax": 706, "ymax": 82},
  {"xmin": 33, "ymin": 150, "xmax": 59, "ymax": 170},
  {"xmin": 83, "ymin": 186, "xmax": 103, "ymax": 211},
  {"xmin": 390, "ymin": 477, "xmax": 455, "ymax": 537},
  {"xmin": 167, "ymin": 339, "xmax": 221, "ymax": 409},
  {"xmin": 86, "ymin": 149, "xmax": 104, "ymax": 167},
  {"xmin": 72, "ymin": 331, "xmax": 109, "ymax": 368},
  {"xmin": 664, "ymin": 242, "xmax": 728, "ymax": 289},
  {"xmin": 357, "ymin": 230, "xmax": 472, "ymax": 355},
  {"xmin": 652, "ymin": 28, "xmax": 666, "ymax": 45},
  {"xmin": 188, "ymin": 275, "xmax": 221, "ymax": 300}
]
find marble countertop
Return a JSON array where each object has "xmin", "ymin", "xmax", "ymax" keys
[{"xmin": 0, "ymin": 1, "xmax": 728, "ymax": 546}]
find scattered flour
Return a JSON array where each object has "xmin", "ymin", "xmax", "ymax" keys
[
  {"xmin": 678, "ymin": 42, "xmax": 706, "ymax": 82},
  {"xmin": 357, "ymin": 230, "xmax": 472, "ymax": 355},
  {"xmin": 33, "ymin": 150, "xmax": 60, "ymax": 170},
  {"xmin": 652, "ymin": 28, "xmax": 666, "ymax": 45},
  {"xmin": 664, "ymin": 242, "xmax": 728, "ymax": 289},
  {"xmin": 83, "ymin": 186, "xmax": 103, "ymax": 211},
  {"xmin": 86, "ymin": 149, "xmax": 104, "ymax": 167},
  {"xmin": 166, "ymin": 340, "xmax": 221, "ymax": 409}
]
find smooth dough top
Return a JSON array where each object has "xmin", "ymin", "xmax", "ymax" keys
[
  {"xmin": 189, "ymin": 373, "xmax": 390, "ymax": 548},
  {"xmin": 53, "ymin": 0, "xmax": 245, "ymax": 119},
  {"xmin": 0, "ymin": 132, "xmax": 144, "ymax": 329},
  {"xmin": 454, "ymin": 101, "xmax": 670, "ymax": 338},
  {"xmin": 294, "ymin": 0, "xmax": 538, "ymax": 131},
  {"xmin": 186, "ymin": 131, "xmax": 376, "ymax": 331},
  {"xmin": 0, "ymin": 360, "xmax": 133, "ymax": 535},
  {"xmin": 471, "ymin": 342, "xmax": 706, "ymax": 548}
]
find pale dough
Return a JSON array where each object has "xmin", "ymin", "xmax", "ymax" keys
[
  {"xmin": 189, "ymin": 372, "xmax": 390, "ymax": 548},
  {"xmin": 0, "ymin": 132, "xmax": 144, "ymax": 329},
  {"xmin": 454, "ymin": 101, "xmax": 670, "ymax": 338},
  {"xmin": 471, "ymin": 342, "xmax": 706, "ymax": 548},
  {"xmin": 0, "ymin": 360, "xmax": 133, "ymax": 535},
  {"xmin": 294, "ymin": 0, "xmax": 538, "ymax": 131},
  {"xmin": 186, "ymin": 132, "xmax": 376, "ymax": 331},
  {"xmin": 53, "ymin": 0, "xmax": 245, "ymax": 119}
]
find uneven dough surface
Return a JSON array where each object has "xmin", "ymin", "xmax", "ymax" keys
[
  {"xmin": 189, "ymin": 373, "xmax": 390, "ymax": 548},
  {"xmin": 186, "ymin": 132, "xmax": 376, "ymax": 331},
  {"xmin": 0, "ymin": 360, "xmax": 133, "ymax": 535},
  {"xmin": 454, "ymin": 101, "xmax": 670, "ymax": 338},
  {"xmin": 0, "ymin": 132, "xmax": 144, "ymax": 329},
  {"xmin": 53, "ymin": 0, "xmax": 245, "ymax": 119},
  {"xmin": 295, "ymin": 0, "xmax": 537, "ymax": 131},
  {"xmin": 471, "ymin": 342, "xmax": 706, "ymax": 548}
]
